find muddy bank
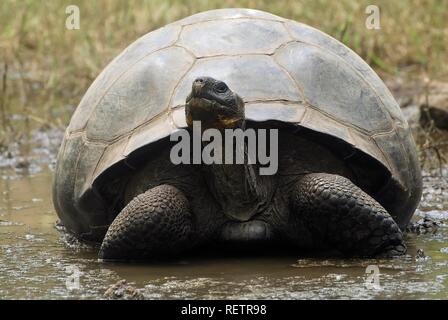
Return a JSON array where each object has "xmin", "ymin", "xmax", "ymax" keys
[
  {"xmin": 0, "ymin": 128, "xmax": 64, "ymax": 177},
  {"xmin": 386, "ymin": 78, "xmax": 448, "ymax": 131}
]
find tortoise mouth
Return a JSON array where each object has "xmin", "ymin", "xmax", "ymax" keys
[
  {"xmin": 186, "ymin": 94, "xmax": 235, "ymax": 113},
  {"xmin": 186, "ymin": 96, "xmax": 242, "ymax": 128},
  {"xmin": 186, "ymin": 96, "xmax": 218, "ymax": 110}
]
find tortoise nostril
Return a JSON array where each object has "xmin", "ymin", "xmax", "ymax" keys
[
  {"xmin": 193, "ymin": 78, "xmax": 207, "ymax": 95},
  {"xmin": 192, "ymin": 78, "xmax": 205, "ymax": 96}
]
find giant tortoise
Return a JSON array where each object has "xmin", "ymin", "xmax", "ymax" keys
[{"xmin": 53, "ymin": 8, "xmax": 422, "ymax": 260}]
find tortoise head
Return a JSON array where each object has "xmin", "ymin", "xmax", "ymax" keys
[{"xmin": 185, "ymin": 77, "xmax": 244, "ymax": 130}]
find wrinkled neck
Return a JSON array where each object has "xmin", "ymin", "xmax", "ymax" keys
[{"xmin": 199, "ymin": 123, "xmax": 267, "ymax": 221}]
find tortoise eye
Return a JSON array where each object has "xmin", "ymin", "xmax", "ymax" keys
[{"xmin": 215, "ymin": 82, "xmax": 228, "ymax": 93}]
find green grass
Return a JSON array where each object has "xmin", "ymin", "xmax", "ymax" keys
[{"xmin": 0, "ymin": 0, "xmax": 447, "ymax": 144}]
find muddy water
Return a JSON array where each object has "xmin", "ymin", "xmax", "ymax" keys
[{"xmin": 0, "ymin": 132, "xmax": 448, "ymax": 299}]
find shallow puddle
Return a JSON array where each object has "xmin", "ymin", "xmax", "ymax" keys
[{"xmin": 0, "ymin": 163, "xmax": 447, "ymax": 299}]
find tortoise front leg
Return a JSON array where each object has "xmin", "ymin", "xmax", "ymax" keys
[
  {"xmin": 99, "ymin": 184, "xmax": 193, "ymax": 260},
  {"xmin": 290, "ymin": 173, "xmax": 406, "ymax": 257}
]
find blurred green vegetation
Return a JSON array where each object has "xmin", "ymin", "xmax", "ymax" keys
[{"xmin": 0, "ymin": 0, "xmax": 447, "ymax": 144}]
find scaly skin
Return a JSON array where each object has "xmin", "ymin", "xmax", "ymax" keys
[{"xmin": 290, "ymin": 173, "xmax": 406, "ymax": 257}]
